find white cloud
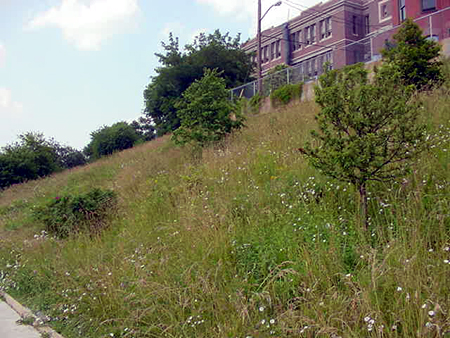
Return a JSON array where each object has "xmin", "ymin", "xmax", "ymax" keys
[
  {"xmin": 0, "ymin": 43, "xmax": 5, "ymax": 68},
  {"xmin": 27, "ymin": 0, "xmax": 140, "ymax": 51},
  {"xmin": 0, "ymin": 88, "xmax": 23, "ymax": 114}
]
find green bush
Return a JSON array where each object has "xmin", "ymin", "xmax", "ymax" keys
[
  {"xmin": 270, "ymin": 83, "xmax": 303, "ymax": 107},
  {"xmin": 249, "ymin": 93, "xmax": 263, "ymax": 113},
  {"xmin": 33, "ymin": 188, "xmax": 117, "ymax": 238}
]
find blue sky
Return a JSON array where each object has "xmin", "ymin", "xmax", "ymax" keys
[{"xmin": 0, "ymin": 0, "xmax": 320, "ymax": 150}]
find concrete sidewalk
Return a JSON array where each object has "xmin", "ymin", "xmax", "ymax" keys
[{"xmin": 0, "ymin": 300, "xmax": 41, "ymax": 338}]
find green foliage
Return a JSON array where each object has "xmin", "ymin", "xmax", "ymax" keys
[
  {"xmin": 33, "ymin": 188, "xmax": 117, "ymax": 238},
  {"xmin": 84, "ymin": 122, "xmax": 140, "ymax": 160},
  {"xmin": 262, "ymin": 64, "xmax": 290, "ymax": 97},
  {"xmin": 382, "ymin": 18, "xmax": 442, "ymax": 90},
  {"xmin": 270, "ymin": 83, "xmax": 303, "ymax": 107},
  {"xmin": 129, "ymin": 116, "xmax": 156, "ymax": 142},
  {"xmin": 0, "ymin": 133, "xmax": 59, "ymax": 189},
  {"xmin": 143, "ymin": 30, "xmax": 254, "ymax": 136},
  {"xmin": 301, "ymin": 63, "xmax": 426, "ymax": 226},
  {"xmin": 172, "ymin": 69, "xmax": 245, "ymax": 147},
  {"xmin": 249, "ymin": 93, "xmax": 263, "ymax": 112}
]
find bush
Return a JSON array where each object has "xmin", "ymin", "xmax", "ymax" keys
[
  {"xmin": 0, "ymin": 132, "xmax": 59, "ymax": 189},
  {"xmin": 172, "ymin": 68, "xmax": 245, "ymax": 147},
  {"xmin": 270, "ymin": 83, "xmax": 303, "ymax": 107},
  {"xmin": 84, "ymin": 122, "xmax": 140, "ymax": 160},
  {"xmin": 249, "ymin": 93, "xmax": 263, "ymax": 113},
  {"xmin": 33, "ymin": 188, "xmax": 117, "ymax": 239},
  {"xmin": 381, "ymin": 18, "xmax": 442, "ymax": 90}
]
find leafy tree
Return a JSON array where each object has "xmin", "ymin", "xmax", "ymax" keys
[
  {"xmin": 0, "ymin": 132, "xmax": 59, "ymax": 189},
  {"xmin": 143, "ymin": 30, "xmax": 253, "ymax": 136},
  {"xmin": 300, "ymin": 63, "xmax": 426, "ymax": 228},
  {"xmin": 84, "ymin": 122, "xmax": 140, "ymax": 160},
  {"xmin": 130, "ymin": 116, "xmax": 156, "ymax": 142},
  {"xmin": 172, "ymin": 68, "xmax": 244, "ymax": 147},
  {"xmin": 382, "ymin": 18, "xmax": 442, "ymax": 90},
  {"xmin": 53, "ymin": 144, "xmax": 87, "ymax": 169}
]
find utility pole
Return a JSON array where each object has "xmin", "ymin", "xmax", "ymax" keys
[
  {"xmin": 257, "ymin": 0, "xmax": 262, "ymax": 93},
  {"xmin": 257, "ymin": 1, "xmax": 282, "ymax": 94}
]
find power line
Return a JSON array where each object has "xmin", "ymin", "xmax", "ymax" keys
[{"xmin": 284, "ymin": 0, "xmax": 387, "ymax": 29}]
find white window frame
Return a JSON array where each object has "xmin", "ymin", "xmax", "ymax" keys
[{"xmin": 378, "ymin": 0, "xmax": 392, "ymax": 23}]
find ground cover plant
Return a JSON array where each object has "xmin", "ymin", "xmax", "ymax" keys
[{"xmin": 0, "ymin": 63, "xmax": 450, "ymax": 337}]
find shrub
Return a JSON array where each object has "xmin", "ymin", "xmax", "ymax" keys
[
  {"xmin": 381, "ymin": 18, "xmax": 442, "ymax": 90},
  {"xmin": 300, "ymin": 63, "xmax": 426, "ymax": 229},
  {"xmin": 172, "ymin": 68, "xmax": 245, "ymax": 147},
  {"xmin": 270, "ymin": 83, "xmax": 303, "ymax": 107},
  {"xmin": 84, "ymin": 122, "xmax": 140, "ymax": 160},
  {"xmin": 33, "ymin": 188, "xmax": 117, "ymax": 238},
  {"xmin": 249, "ymin": 93, "xmax": 263, "ymax": 113}
]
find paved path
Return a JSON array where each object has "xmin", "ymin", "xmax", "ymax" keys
[{"xmin": 0, "ymin": 300, "xmax": 41, "ymax": 338}]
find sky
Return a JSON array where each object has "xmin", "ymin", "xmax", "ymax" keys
[{"xmin": 0, "ymin": 0, "xmax": 322, "ymax": 150}]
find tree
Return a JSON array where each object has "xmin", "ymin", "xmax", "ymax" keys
[
  {"xmin": 84, "ymin": 122, "xmax": 140, "ymax": 160},
  {"xmin": 172, "ymin": 68, "xmax": 244, "ymax": 147},
  {"xmin": 300, "ymin": 63, "xmax": 426, "ymax": 228},
  {"xmin": 0, "ymin": 132, "xmax": 59, "ymax": 189},
  {"xmin": 143, "ymin": 30, "xmax": 254, "ymax": 136},
  {"xmin": 382, "ymin": 18, "xmax": 442, "ymax": 90},
  {"xmin": 130, "ymin": 116, "xmax": 156, "ymax": 142}
]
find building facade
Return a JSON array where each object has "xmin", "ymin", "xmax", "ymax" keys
[{"xmin": 242, "ymin": 0, "xmax": 450, "ymax": 78}]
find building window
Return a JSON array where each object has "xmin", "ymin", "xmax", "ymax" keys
[
  {"xmin": 320, "ymin": 17, "xmax": 332, "ymax": 39},
  {"xmin": 305, "ymin": 27, "xmax": 310, "ymax": 45},
  {"xmin": 352, "ymin": 15, "xmax": 358, "ymax": 35},
  {"xmin": 365, "ymin": 15, "xmax": 370, "ymax": 34},
  {"xmin": 399, "ymin": 0, "xmax": 406, "ymax": 21},
  {"xmin": 271, "ymin": 42, "xmax": 276, "ymax": 60},
  {"xmin": 311, "ymin": 24, "xmax": 316, "ymax": 43},
  {"xmin": 276, "ymin": 40, "xmax": 281, "ymax": 57},
  {"xmin": 422, "ymin": 0, "xmax": 436, "ymax": 11},
  {"xmin": 378, "ymin": 0, "xmax": 391, "ymax": 22}
]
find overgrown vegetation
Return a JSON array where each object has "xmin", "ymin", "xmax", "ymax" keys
[
  {"xmin": 33, "ymin": 188, "xmax": 117, "ymax": 239},
  {"xmin": 143, "ymin": 30, "xmax": 253, "ymax": 136},
  {"xmin": 0, "ymin": 132, "xmax": 86, "ymax": 190},
  {"xmin": 172, "ymin": 69, "xmax": 244, "ymax": 148},
  {"xmin": 382, "ymin": 18, "xmax": 442, "ymax": 90},
  {"xmin": 270, "ymin": 83, "xmax": 303, "ymax": 107},
  {"xmin": 0, "ymin": 20, "xmax": 448, "ymax": 338}
]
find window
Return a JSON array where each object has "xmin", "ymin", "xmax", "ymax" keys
[
  {"xmin": 378, "ymin": 1, "xmax": 391, "ymax": 22},
  {"xmin": 311, "ymin": 24, "xmax": 316, "ymax": 43},
  {"xmin": 271, "ymin": 42, "xmax": 276, "ymax": 60},
  {"xmin": 305, "ymin": 27, "xmax": 310, "ymax": 45},
  {"xmin": 382, "ymin": 4, "xmax": 388, "ymax": 17},
  {"xmin": 264, "ymin": 46, "xmax": 269, "ymax": 63},
  {"xmin": 320, "ymin": 17, "xmax": 332, "ymax": 39},
  {"xmin": 290, "ymin": 33, "xmax": 296, "ymax": 51},
  {"xmin": 276, "ymin": 40, "xmax": 281, "ymax": 58},
  {"xmin": 422, "ymin": 0, "xmax": 436, "ymax": 11},
  {"xmin": 399, "ymin": 0, "xmax": 406, "ymax": 21},
  {"xmin": 352, "ymin": 15, "xmax": 358, "ymax": 35},
  {"xmin": 365, "ymin": 15, "xmax": 370, "ymax": 34}
]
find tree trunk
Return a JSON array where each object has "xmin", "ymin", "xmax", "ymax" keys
[{"xmin": 359, "ymin": 182, "xmax": 368, "ymax": 230}]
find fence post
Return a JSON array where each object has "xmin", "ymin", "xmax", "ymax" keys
[
  {"xmin": 429, "ymin": 15, "xmax": 432, "ymax": 38},
  {"xmin": 287, "ymin": 68, "xmax": 290, "ymax": 84}
]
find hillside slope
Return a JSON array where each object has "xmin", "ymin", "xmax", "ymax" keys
[{"xmin": 0, "ymin": 93, "xmax": 449, "ymax": 337}]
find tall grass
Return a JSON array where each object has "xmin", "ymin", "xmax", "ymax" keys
[{"xmin": 0, "ymin": 93, "xmax": 449, "ymax": 338}]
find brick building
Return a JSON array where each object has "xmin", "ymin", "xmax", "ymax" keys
[{"xmin": 242, "ymin": 0, "xmax": 450, "ymax": 78}]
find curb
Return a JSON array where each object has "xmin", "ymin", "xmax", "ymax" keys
[{"xmin": 0, "ymin": 290, "xmax": 65, "ymax": 338}]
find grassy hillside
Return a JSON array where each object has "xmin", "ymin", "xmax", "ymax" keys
[{"xmin": 0, "ymin": 90, "xmax": 449, "ymax": 337}]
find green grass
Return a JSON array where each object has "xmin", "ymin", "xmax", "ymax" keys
[{"xmin": 0, "ymin": 90, "xmax": 449, "ymax": 338}]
